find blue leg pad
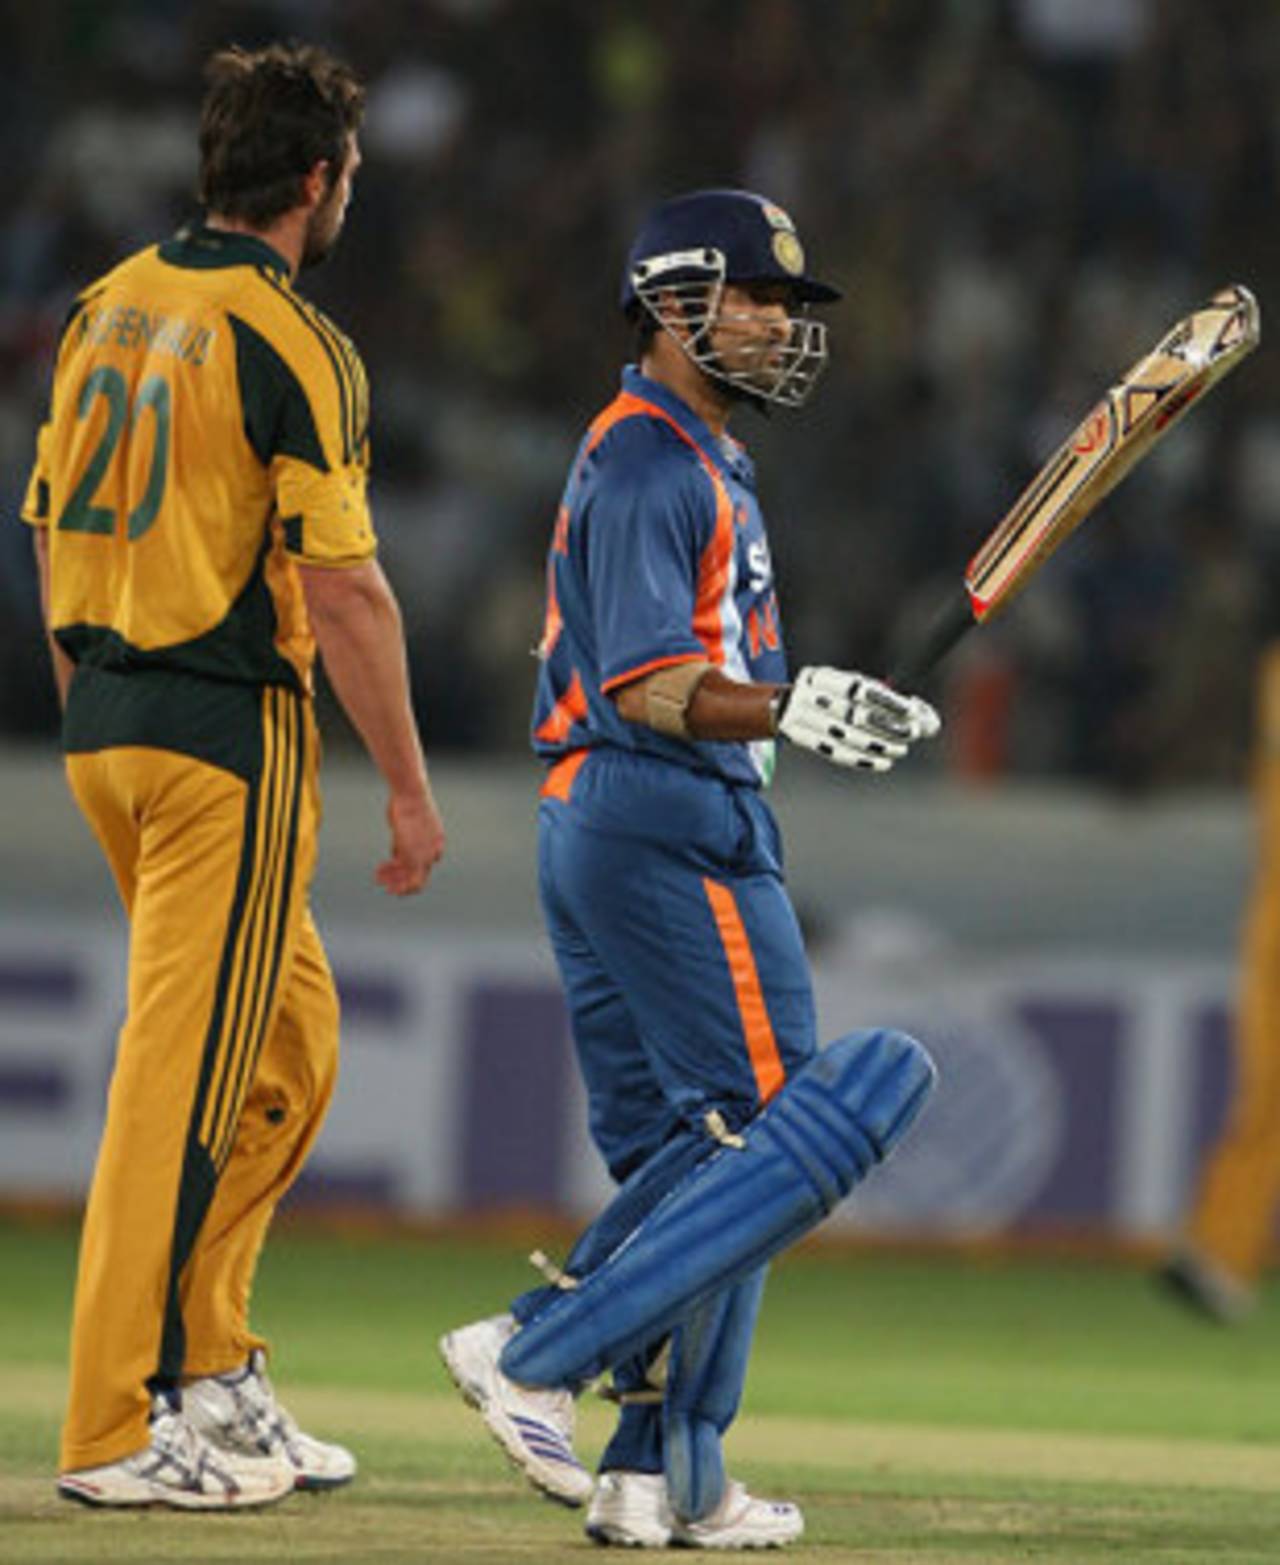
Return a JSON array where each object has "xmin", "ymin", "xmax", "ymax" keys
[
  {"xmin": 501, "ymin": 1028, "xmax": 935, "ymax": 1389},
  {"xmin": 664, "ymin": 1268, "xmax": 767, "ymax": 1521}
]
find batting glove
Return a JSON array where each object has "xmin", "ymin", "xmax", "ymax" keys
[{"xmin": 774, "ymin": 666, "xmax": 941, "ymax": 773}]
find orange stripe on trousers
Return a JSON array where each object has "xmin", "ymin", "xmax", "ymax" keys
[
  {"xmin": 541, "ymin": 748, "xmax": 589, "ymax": 802},
  {"xmin": 702, "ymin": 877, "xmax": 785, "ymax": 1103}
]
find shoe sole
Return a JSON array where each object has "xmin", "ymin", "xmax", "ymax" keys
[
  {"xmin": 294, "ymin": 1471, "xmax": 356, "ymax": 1492},
  {"xmin": 585, "ymin": 1522, "xmax": 672, "ymax": 1548},
  {"xmin": 57, "ymin": 1476, "xmax": 292, "ymax": 1511},
  {"xmin": 671, "ymin": 1524, "xmax": 802, "ymax": 1549},
  {"xmin": 670, "ymin": 1534, "xmax": 797, "ymax": 1550},
  {"xmin": 438, "ymin": 1333, "xmax": 589, "ymax": 1509}
]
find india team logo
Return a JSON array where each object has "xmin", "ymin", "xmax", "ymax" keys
[{"xmin": 773, "ymin": 232, "xmax": 805, "ymax": 276}]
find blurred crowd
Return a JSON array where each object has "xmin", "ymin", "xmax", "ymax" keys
[{"xmin": 3, "ymin": 0, "xmax": 1279, "ymax": 788}]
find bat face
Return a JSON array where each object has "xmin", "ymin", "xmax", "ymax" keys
[{"xmin": 965, "ymin": 284, "xmax": 1261, "ymax": 621}]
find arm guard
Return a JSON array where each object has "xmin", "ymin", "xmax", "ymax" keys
[{"xmin": 638, "ymin": 660, "xmax": 715, "ymax": 738}]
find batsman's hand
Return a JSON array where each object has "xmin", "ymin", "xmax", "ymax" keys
[
  {"xmin": 377, "ymin": 789, "xmax": 446, "ymax": 896},
  {"xmin": 775, "ymin": 666, "xmax": 941, "ymax": 773}
]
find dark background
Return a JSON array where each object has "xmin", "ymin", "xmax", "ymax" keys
[{"xmin": 4, "ymin": 0, "xmax": 1277, "ymax": 790}]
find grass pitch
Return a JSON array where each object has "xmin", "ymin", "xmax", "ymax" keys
[{"xmin": 0, "ymin": 1218, "xmax": 1277, "ymax": 1561}]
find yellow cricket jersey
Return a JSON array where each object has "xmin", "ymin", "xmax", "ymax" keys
[{"xmin": 22, "ymin": 223, "xmax": 376, "ymax": 695}]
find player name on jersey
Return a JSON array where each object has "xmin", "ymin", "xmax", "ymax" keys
[{"xmin": 78, "ymin": 304, "xmax": 215, "ymax": 366}]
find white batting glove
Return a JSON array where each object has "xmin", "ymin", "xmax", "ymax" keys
[{"xmin": 774, "ymin": 667, "xmax": 941, "ymax": 773}]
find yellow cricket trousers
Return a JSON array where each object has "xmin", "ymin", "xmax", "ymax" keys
[
  {"xmin": 1188, "ymin": 643, "xmax": 1280, "ymax": 1281},
  {"xmin": 60, "ymin": 685, "xmax": 339, "ymax": 1472}
]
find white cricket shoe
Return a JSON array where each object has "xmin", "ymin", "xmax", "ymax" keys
[
  {"xmin": 439, "ymin": 1312, "xmax": 593, "ymax": 1507},
  {"xmin": 57, "ymin": 1391, "xmax": 295, "ymax": 1510},
  {"xmin": 671, "ymin": 1479, "xmax": 804, "ymax": 1550},
  {"xmin": 184, "ymin": 1348, "xmax": 356, "ymax": 1490},
  {"xmin": 1157, "ymin": 1248, "xmax": 1256, "ymax": 1326},
  {"xmin": 585, "ymin": 1470, "xmax": 673, "ymax": 1548}
]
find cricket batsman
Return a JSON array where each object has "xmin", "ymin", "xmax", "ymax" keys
[{"xmin": 441, "ymin": 188, "xmax": 939, "ymax": 1548}]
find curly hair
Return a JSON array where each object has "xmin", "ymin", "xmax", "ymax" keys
[{"xmin": 198, "ymin": 42, "xmax": 365, "ymax": 227}]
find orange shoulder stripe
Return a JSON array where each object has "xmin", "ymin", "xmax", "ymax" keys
[
  {"xmin": 583, "ymin": 392, "xmax": 734, "ymax": 666},
  {"xmin": 600, "ymin": 650, "xmax": 710, "ymax": 695}
]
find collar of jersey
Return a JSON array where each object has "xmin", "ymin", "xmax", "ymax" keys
[
  {"xmin": 158, "ymin": 221, "xmax": 292, "ymax": 280},
  {"xmin": 620, "ymin": 365, "xmax": 752, "ymax": 483}
]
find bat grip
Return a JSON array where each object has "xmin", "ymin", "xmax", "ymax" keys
[{"xmin": 886, "ymin": 585, "xmax": 975, "ymax": 687}]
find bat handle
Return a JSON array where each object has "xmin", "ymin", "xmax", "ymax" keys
[{"xmin": 886, "ymin": 585, "xmax": 976, "ymax": 687}]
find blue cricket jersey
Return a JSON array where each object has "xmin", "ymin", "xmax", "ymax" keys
[{"xmin": 532, "ymin": 366, "xmax": 788, "ymax": 788}]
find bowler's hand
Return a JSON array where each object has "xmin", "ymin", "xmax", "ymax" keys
[
  {"xmin": 377, "ymin": 790, "xmax": 445, "ymax": 895},
  {"xmin": 776, "ymin": 666, "xmax": 941, "ymax": 773}
]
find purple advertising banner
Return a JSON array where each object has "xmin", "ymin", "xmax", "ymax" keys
[{"xmin": 0, "ymin": 917, "xmax": 1241, "ymax": 1242}]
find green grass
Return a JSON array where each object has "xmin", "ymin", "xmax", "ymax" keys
[{"xmin": 1, "ymin": 1217, "xmax": 1278, "ymax": 1561}]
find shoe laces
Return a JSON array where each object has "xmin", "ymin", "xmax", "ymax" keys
[
  {"xmin": 516, "ymin": 1380, "xmax": 577, "ymax": 1437},
  {"xmin": 219, "ymin": 1352, "xmax": 302, "ymax": 1455},
  {"xmin": 143, "ymin": 1399, "xmax": 236, "ymax": 1488}
]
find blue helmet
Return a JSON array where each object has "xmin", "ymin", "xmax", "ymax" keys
[
  {"xmin": 620, "ymin": 188, "xmax": 839, "ymax": 409},
  {"xmin": 619, "ymin": 188, "xmax": 841, "ymax": 313}
]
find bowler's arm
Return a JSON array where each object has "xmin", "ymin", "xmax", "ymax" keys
[{"xmin": 299, "ymin": 558, "xmax": 445, "ymax": 895}]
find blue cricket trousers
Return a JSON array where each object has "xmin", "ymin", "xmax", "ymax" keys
[{"xmin": 539, "ymin": 746, "xmax": 817, "ymax": 1184}]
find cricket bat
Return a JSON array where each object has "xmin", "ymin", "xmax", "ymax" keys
[{"xmin": 889, "ymin": 283, "xmax": 1261, "ymax": 685}]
